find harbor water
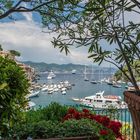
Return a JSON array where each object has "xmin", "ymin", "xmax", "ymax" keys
[{"xmin": 31, "ymin": 73, "xmax": 126, "ymax": 107}]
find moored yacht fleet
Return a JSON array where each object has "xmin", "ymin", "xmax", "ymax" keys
[
  {"xmin": 26, "ymin": 80, "xmax": 74, "ymax": 109},
  {"xmin": 41, "ymin": 80, "xmax": 73, "ymax": 94}
]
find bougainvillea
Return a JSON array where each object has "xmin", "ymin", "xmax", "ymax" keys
[{"xmin": 63, "ymin": 108, "xmax": 123, "ymax": 139}]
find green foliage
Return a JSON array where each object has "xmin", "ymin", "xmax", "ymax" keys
[
  {"xmin": 0, "ymin": 44, "xmax": 3, "ymax": 51},
  {"xmin": 1, "ymin": 0, "xmax": 139, "ymax": 87},
  {"xmin": 9, "ymin": 50, "xmax": 20, "ymax": 57},
  {"xmin": 105, "ymin": 107, "xmax": 120, "ymax": 120},
  {"xmin": 40, "ymin": 102, "xmax": 68, "ymax": 121},
  {"xmin": 121, "ymin": 123, "xmax": 133, "ymax": 137},
  {"xmin": 13, "ymin": 118, "xmax": 115, "ymax": 139},
  {"xmin": 11, "ymin": 103, "xmax": 117, "ymax": 140},
  {"xmin": 43, "ymin": 0, "xmax": 140, "ymax": 88},
  {"xmin": 25, "ymin": 102, "xmax": 68, "ymax": 124},
  {"xmin": 115, "ymin": 60, "xmax": 140, "ymax": 82},
  {"xmin": 56, "ymin": 119, "xmax": 98, "ymax": 137},
  {"xmin": 0, "ymin": 56, "xmax": 29, "ymax": 138}
]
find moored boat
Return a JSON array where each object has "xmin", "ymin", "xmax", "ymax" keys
[
  {"xmin": 47, "ymin": 70, "xmax": 56, "ymax": 79},
  {"xmin": 72, "ymin": 69, "xmax": 76, "ymax": 74},
  {"xmin": 112, "ymin": 84, "xmax": 122, "ymax": 88},
  {"xmin": 71, "ymin": 97, "xmax": 83, "ymax": 102},
  {"xmin": 26, "ymin": 90, "xmax": 40, "ymax": 98},
  {"xmin": 72, "ymin": 91, "xmax": 127, "ymax": 109},
  {"xmin": 26, "ymin": 101, "xmax": 36, "ymax": 110}
]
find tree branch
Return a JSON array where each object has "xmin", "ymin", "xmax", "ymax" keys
[
  {"xmin": 0, "ymin": 0, "xmax": 57, "ymax": 19},
  {"xmin": 0, "ymin": 0, "xmax": 22, "ymax": 19}
]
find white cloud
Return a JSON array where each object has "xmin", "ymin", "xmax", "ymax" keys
[
  {"xmin": 0, "ymin": 19, "xmax": 92, "ymax": 65},
  {"xmin": 69, "ymin": 50, "xmax": 91, "ymax": 64},
  {"xmin": 22, "ymin": 12, "xmax": 33, "ymax": 22},
  {"xmin": 21, "ymin": 3, "xmax": 33, "ymax": 22}
]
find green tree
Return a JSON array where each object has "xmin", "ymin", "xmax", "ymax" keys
[
  {"xmin": 0, "ymin": 56, "xmax": 29, "ymax": 138},
  {"xmin": 0, "ymin": 0, "xmax": 80, "ymax": 20},
  {"xmin": 0, "ymin": 44, "xmax": 3, "ymax": 51},
  {"xmin": 46, "ymin": 0, "xmax": 140, "ymax": 90},
  {"xmin": 9, "ymin": 49, "xmax": 21, "ymax": 57},
  {"xmin": 115, "ymin": 60, "xmax": 140, "ymax": 82}
]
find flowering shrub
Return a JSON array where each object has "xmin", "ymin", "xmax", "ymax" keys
[
  {"xmin": 63, "ymin": 108, "xmax": 123, "ymax": 140},
  {"xmin": 10, "ymin": 104, "xmax": 124, "ymax": 140}
]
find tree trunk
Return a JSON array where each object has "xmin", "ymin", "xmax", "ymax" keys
[{"xmin": 124, "ymin": 91, "xmax": 140, "ymax": 140}]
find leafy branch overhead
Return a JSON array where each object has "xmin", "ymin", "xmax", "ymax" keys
[
  {"xmin": 50, "ymin": 0, "xmax": 140, "ymax": 89},
  {"xmin": 0, "ymin": 0, "xmax": 140, "ymax": 88}
]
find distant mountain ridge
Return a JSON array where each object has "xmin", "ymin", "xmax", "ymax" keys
[{"xmin": 22, "ymin": 61, "xmax": 117, "ymax": 74}]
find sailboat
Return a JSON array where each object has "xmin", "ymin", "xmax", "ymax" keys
[
  {"xmin": 84, "ymin": 65, "xmax": 89, "ymax": 81},
  {"xmin": 90, "ymin": 65, "xmax": 97, "ymax": 84}
]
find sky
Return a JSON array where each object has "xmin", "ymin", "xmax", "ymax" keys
[
  {"xmin": 0, "ymin": 12, "xmax": 97, "ymax": 66},
  {"xmin": 0, "ymin": 4, "xmax": 139, "ymax": 67}
]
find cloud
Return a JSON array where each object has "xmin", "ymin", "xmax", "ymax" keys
[
  {"xmin": 22, "ymin": 12, "xmax": 33, "ymax": 22},
  {"xmin": 21, "ymin": 3, "xmax": 33, "ymax": 22},
  {"xmin": 0, "ymin": 18, "xmax": 92, "ymax": 65}
]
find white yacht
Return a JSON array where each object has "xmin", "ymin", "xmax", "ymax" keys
[
  {"xmin": 47, "ymin": 70, "xmax": 56, "ymax": 79},
  {"xmin": 47, "ymin": 75, "xmax": 52, "ymax": 79},
  {"xmin": 72, "ymin": 91, "xmax": 127, "ymax": 109},
  {"xmin": 72, "ymin": 69, "xmax": 76, "ymax": 74}
]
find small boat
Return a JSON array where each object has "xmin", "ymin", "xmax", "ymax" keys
[
  {"xmin": 72, "ymin": 69, "xmax": 76, "ymax": 74},
  {"xmin": 62, "ymin": 90, "xmax": 66, "ymax": 95},
  {"xmin": 26, "ymin": 91, "xmax": 39, "ymax": 98},
  {"xmin": 47, "ymin": 75, "xmax": 52, "ymax": 79},
  {"xmin": 112, "ymin": 84, "xmax": 122, "ymax": 88},
  {"xmin": 47, "ymin": 87, "xmax": 54, "ymax": 93},
  {"xmin": 41, "ymin": 87, "xmax": 48, "ymax": 92},
  {"xmin": 91, "ymin": 80, "xmax": 97, "ymax": 84},
  {"xmin": 105, "ymin": 77, "xmax": 114, "ymax": 85},
  {"xmin": 84, "ymin": 78, "xmax": 89, "ymax": 81},
  {"xmin": 71, "ymin": 97, "xmax": 83, "ymax": 102},
  {"xmin": 48, "ymin": 90, "xmax": 53, "ymax": 94},
  {"xmin": 27, "ymin": 101, "xmax": 36, "ymax": 109},
  {"xmin": 54, "ymin": 88, "xmax": 59, "ymax": 92},
  {"xmin": 61, "ymin": 87, "xmax": 67, "ymax": 92},
  {"xmin": 106, "ymin": 81, "xmax": 113, "ymax": 85}
]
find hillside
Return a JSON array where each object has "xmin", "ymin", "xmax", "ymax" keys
[{"xmin": 22, "ymin": 61, "xmax": 117, "ymax": 74}]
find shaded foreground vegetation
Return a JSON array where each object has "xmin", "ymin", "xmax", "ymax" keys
[{"xmin": 1, "ymin": 102, "xmax": 124, "ymax": 140}]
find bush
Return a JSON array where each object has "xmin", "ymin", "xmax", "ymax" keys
[
  {"xmin": 56, "ymin": 119, "xmax": 97, "ymax": 137},
  {"xmin": 40, "ymin": 102, "xmax": 68, "ymax": 121},
  {"xmin": 14, "ymin": 119, "xmax": 99, "ymax": 139},
  {"xmin": 24, "ymin": 102, "xmax": 68, "ymax": 124},
  {"xmin": 0, "ymin": 56, "xmax": 29, "ymax": 138},
  {"xmin": 12, "ymin": 105, "xmax": 121, "ymax": 140}
]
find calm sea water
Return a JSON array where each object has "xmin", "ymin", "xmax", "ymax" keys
[{"xmin": 31, "ymin": 73, "xmax": 126, "ymax": 107}]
